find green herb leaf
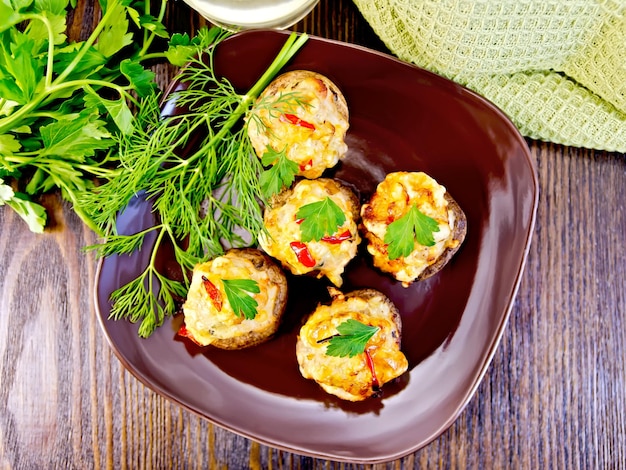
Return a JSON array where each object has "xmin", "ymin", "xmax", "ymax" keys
[
  {"xmin": 296, "ymin": 197, "xmax": 346, "ymax": 242},
  {"xmin": 0, "ymin": 134, "xmax": 21, "ymax": 155},
  {"xmin": 40, "ymin": 113, "xmax": 112, "ymax": 158},
  {"xmin": 0, "ymin": 2, "xmax": 20, "ymax": 26},
  {"xmin": 0, "ymin": 179, "xmax": 46, "ymax": 233},
  {"xmin": 164, "ymin": 33, "xmax": 196, "ymax": 66},
  {"xmin": 259, "ymin": 147, "xmax": 298, "ymax": 198},
  {"xmin": 94, "ymin": 0, "xmax": 133, "ymax": 57},
  {"xmin": 138, "ymin": 14, "xmax": 169, "ymax": 39},
  {"xmin": 84, "ymin": 88, "xmax": 134, "ymax": 134},
  {"xmin": 53, "ymin": 47, "xmax": 107, "ymax": 81},
  {"xmin": 39, "ymin": 0, "xmax": 68, "ymax": 16},
  {"xmin": 25, "ymin": 9, "xmax": 67, "ymax": 46},
  {"xmin": 0, "ymin": 180, "xmax": 13, "ymax": 201},
  {"xmin": 385, "ymin": 204, "xmax": 440, "ymax": 260},
  {"xmin": 0, "ymin": 31, "xmax": 40, "ymax": 104},
  {"xmin": 5, "ymin": 194, "xmax": 47, "ymax": 234},
  {"xmin": 221, "ymin": 279, "xmax": 260, "ymax": 320},
  {"xmin": 325, "ymin": 319, "xmax": 380, "ymax": 358},
  {"xmin": 120, "ymin": 59, "xmax": 156, "ymax": 98}
]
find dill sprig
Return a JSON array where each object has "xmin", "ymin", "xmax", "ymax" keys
[{"xmin": 84, "ymin": 30, "xmax": 309, "ymax": 337}]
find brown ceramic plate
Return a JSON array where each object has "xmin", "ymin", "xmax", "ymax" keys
[{"xmin": 95, "ymin": 30, "xmax": 538, "ymax": 463}]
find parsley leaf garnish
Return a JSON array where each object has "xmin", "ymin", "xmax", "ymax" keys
[
  {"xmin": 221, "ymin": 279, "xmax": 261, "ymax": 320},
  {"xmin": 165, "ymin": 29, "xmax": 223, "ymax": 67},
  {"xmin": 384, "ymin": 205, "xmax": 440, "ymax": 260},
  {"xmin": 0, "ymin": 179, "xmax": 47, "ymax": 233},
  {"xmin": 323, "ymin": 319, "xmax": 380, "ymax": 358},
  {"xmin": 259, "ymin": 147, "xmax": 299, "ymax": 198},
  {"xmin": 296, "ymin": 197, "xmax": 346, "ymax": 242}
]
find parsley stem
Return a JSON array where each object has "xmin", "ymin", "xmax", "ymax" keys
[
  {"xmin": 138, "ymin": 52, "xmax": 167, "ymax": 62},
  {"xmin": 138, "ymin": 0, "xmax": 168, "ymax": 57},
  {"xmin": 0, "ymin": 74, "xmax": 136, "ymax": 136},
  {"xmin": 53, "ymin": 0, "xmax": 122, "ymax": 86},
  {"xmin": 12, "ymin": 13, "xmax": 56, "ymax": 88},
  {"xmin": 42, "ymin": 14, "xmax": 55, "ymax": 88},
  {"xmin": 3, "ymin": 155, "xmax": 120, "ymax": 178},
  {"xmin": 43, "ymin": 80, "xmax": 139, "ymax": 107},
  {"xmin": 317, "ymin": 334, "xmax": 339, "ymax": 343}
]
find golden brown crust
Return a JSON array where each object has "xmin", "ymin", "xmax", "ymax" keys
[
  {"xmin": 261, "ymin": 178, "xmax": 361, "ymax": 287},
  {"xmin": 296, "ymin": 287, "xmax": 408, "ymax": 401},
  {"xmin": 415, "ymin": 192, "xmax": 467, "ymax": 281},
  {"xmin": 210, "ymin": 249, "xmax": 288, "ymax": 349},
  {"xmin": 181, "ymin": 248, "xmax": 288, "ymax": 350}
]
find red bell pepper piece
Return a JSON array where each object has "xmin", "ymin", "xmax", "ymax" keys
[
  {"xmin": 364, "ymin": 348, "xmax": 381, "ymax": 393},
  {"xmin": 299, "ymin": 159, "xmax": 313, "ymax": 172},
  {"xmin": 201, "ymin": 275, "xmax": 223, "ymax": 311},
  {"xmin": 178, "ymin": 324, "xmax": 202, "ymax": 346},
  {"xmin": 290, "ymin": 241, "xmax": 316, "ymax": 267},
  {"xmin": 281, "ymin": 113, "xmax": 316, "ymax": 130},
  {"xmin": 321, "ymin": 229, "xmax": 352, "ymax": 244}
]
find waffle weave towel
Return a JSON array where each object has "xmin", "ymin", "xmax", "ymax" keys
[{"xmin": 352, "ymin": 0, "xmax": 626, "ymax": 153}]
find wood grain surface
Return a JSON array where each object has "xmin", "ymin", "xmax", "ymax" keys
[{"xmin": 1, "ymin": 1, "xmax": 625, "ymax": 468}]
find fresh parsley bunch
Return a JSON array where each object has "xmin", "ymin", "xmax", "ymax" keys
[
  {"xmin": 1, "ymin": 0, "xmax": 310, "ymax": 337},
  {"xmin": 0, "ymin": 0, "xmax": 203, "ymax": 232}
]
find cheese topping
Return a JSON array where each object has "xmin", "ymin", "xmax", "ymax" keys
[
  {"xmin": 259, "ymin": 179, "xmax": 360, "ymax": 286},
  {"xmin": 247, "ymin": 70, "xmax": 349, "ymax": 179},
  {"xmin": 296, "ymin": 291, "xmax": 408, "ymax": 401},
  {"xmin": 361, "ymin": 171, "xmax": 458, "ymax": 285},
  {"xmin": 182, "ymin": 251, "xmax": 281, "ymax": 346}
]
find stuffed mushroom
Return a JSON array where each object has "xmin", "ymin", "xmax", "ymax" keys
[
  {"xmin": 179, "ymin": 248, "xmax": 288, "ymax": 349},
  {"xmin": 247, "ymin": 70, "xmax": 349, "ymax": 179},
  {"xmin": 258, "ymin": 178, "xmax": 361, "ymax": 287},
  {"xmin": 360, "ymin": 171, "xmax": 467, "ymax": 286},
  {"xmin": 296, "ymin": 287, "xmax": 408, "ymax": 401}
]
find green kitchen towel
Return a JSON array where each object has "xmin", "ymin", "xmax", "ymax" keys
[{"xmin": 352, "ymin": 0, "xmax": 626, "ymax": 153}]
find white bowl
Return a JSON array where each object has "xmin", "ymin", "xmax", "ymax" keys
[{"xmin": 183, "ymin": 0, "xmax": 320, "ymax": 29}]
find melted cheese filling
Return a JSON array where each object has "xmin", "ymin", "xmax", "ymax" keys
[
  {"xmin": 296, "ymin": 294, "xmax": 408, "ymax": 401},
  {"xmin": 248, "ymin": 72, "xmax": 349, "ymax": 179},
  {"xmin": 182, "ymin": 252, "xmax": 280, "ymax": 346},
  {"xmin": 361, "ymin": 172, "xmax": 458, "ymax": 285},
  {"xmin": 259, "ymin": 179, "xmax": 360, "ymax": 287}
]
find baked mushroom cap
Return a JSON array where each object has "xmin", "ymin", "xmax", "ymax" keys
[
  {"xmin": 247, "ymin": 70, "xmax": 349, "ymax": 179},
  {"xmin": 296, "ymin": 288, "xmax": 408, "ymax": 401},
  {"xmin": 258, "ymin": 178, "xmax": 361, "ymax": 287},
  {"xmin": 360, "ymin": 171, "xmax": 467, "ymax": 286},
  {"xmin": 180, "ymin": 248, "xmax": 288, "ymax": 349}
]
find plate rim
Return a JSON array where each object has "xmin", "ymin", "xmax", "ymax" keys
[{"xmin": 93, "ymin": 29, "xmax": 539, "ymax": 463}]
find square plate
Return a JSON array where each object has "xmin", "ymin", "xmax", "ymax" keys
[{"xmin": 95, "ymin": 30, "xmax": 538, "ymax": 463}]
